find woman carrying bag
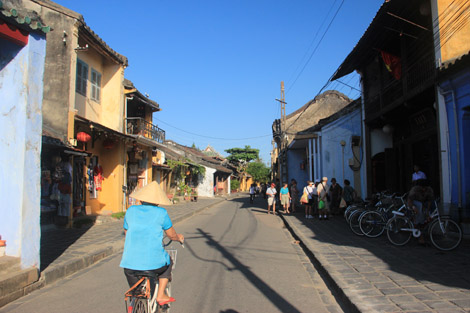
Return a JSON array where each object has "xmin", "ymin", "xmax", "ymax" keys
[{"xmin": 317, "ymin": 177, "xmax": 330, "ymax": 220}]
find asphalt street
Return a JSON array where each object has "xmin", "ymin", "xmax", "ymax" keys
[{"xmin": 1, "ymin": 197, "xmax": 342, "ymax": 313}]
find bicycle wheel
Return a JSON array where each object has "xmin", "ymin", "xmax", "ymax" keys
[
  {"xmin": 359, "ymin": 211, "xmax": 386, "ymax": 237},
  {"xmin": 132, "ymin": 298, "xmax": 148, "ymax": 313},
  {"xmin": 344, "ymin": 205, "xmax": 360, "ymax": 222},
  {"xmin": 429, "ymin": 219, "xmax": 462, "ymax": 251},
  {"xmin": 386, "ymin": 216, "xmax": 412, "ymax": 246},
  {"xmin": 349, "ymin": 209, "xmax": 366, "ymax": 236}
]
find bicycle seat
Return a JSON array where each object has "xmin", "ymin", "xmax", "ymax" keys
[{"xmin": 135, "ymin": 270, "xmax": 158, "ymax": 278}]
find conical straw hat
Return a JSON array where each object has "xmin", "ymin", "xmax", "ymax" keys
[{"xmin": 129, "ymin": 181, "xmax": 172, "ymax": 206}]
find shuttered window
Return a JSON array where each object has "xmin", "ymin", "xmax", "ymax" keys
[
  {"xmin": 91, "ymin": 69, "xmax": 102, "ymax": 102},
  {"xmin": 76, "ymin": 59, "xmax": 88, "ymax": 96}
]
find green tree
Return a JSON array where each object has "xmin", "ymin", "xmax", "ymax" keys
[
  {"xmin": 225, "ymin": 146, "xmax": 259, "ymax": 165},
  {"xmin": 247, "ymin": 161, "xmax": 270, "ymax": 183}
]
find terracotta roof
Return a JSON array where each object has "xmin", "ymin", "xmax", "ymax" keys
[{"xmin": 286, "ymin": 90, "xmax": 351, "ymax": 119}]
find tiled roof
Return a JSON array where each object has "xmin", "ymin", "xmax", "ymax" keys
[
  {"xmin": 124, "ymin": 78, "xmax": 160, "ymax": 111},
  {"xmin": 439, "ymin": 51, "xmax": 470, "ymax": 74},
  {"xmin": 0, "ymin": 1, "xmax": 51, "ymax": 34},
  {"xmin": 29, "ymin": 0, "xmax": 128, "ymax": 66}
]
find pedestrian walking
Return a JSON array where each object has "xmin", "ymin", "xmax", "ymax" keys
[
  {"xmin": 266, "ymin": 183, "xmax": 277, "ymax": 214},
  {"xmin": 317, "ymin": 177, "xmax": 330, "ymax": 220},
  {"xmin": 261, "ymin": 183, "xmax": 267, "ymax": 199},
  {"xmin": 329, "ymin": 178, "xmax": 342, "ymax": 215},
  {"xmin": 303, "ymin": 181, "xmax": 316, "ymax": 219},
  {"xmin": 342, "ymin": 179, "xmax": 357, "ymax": 206},
  {"xmin": 289, "ymin": 179, "xmax": 299, "ymax": 213},
  {"xmin": 249, "ymin": 184, "xmax": 256, "ymax": 203},
  {"xmin": 280, "ymin": 183, "xmax": 291, "ymax": 213}
]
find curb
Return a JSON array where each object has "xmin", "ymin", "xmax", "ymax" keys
[
  {"xmin": 3, "ymin": 198, "xmax": 227, "ymax": 308},
  {"xmin": 279, "ymin": 214, "xmax": 361, "ymax": 313}
]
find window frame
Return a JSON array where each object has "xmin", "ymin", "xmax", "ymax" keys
[
  {"xmin": 90, "ymin": 68, "xmax": 102, "ymax": 103},
  {"xmin": 76, "ymin": 59, "xmax": 88, "ymax": 96}
]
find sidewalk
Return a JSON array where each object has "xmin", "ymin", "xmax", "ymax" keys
[
  {"xmin": 281, "ymin": 213, "xmax": 470, "ymax": 312},
  {"xmin": 0, "ymin": 196, "xmax": 226, "ymax": 307}
]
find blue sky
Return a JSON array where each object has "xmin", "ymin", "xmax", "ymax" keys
[{"xmin": 56, "ymin": 0, "xmax": 383, "ymax": 163}]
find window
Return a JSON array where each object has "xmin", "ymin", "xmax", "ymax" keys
[
  {"xmin": 76, "ymin": 59, "xmax": 88, "ymax": 96},
  {"xmin": 91, "ymin": 69, "xmax": 102, "ymax": 102}
]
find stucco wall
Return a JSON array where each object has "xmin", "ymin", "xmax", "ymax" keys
[
  {"xmin": 86, "ymin": 140, "xmax": 126, "ymax": 214},
  {"xmin": 197, "ymin": 166, "xmax": 216, "ymax": 197},
  {"xmin": 0, "ymin": 32, "xmax": 46, "ymax": 268},
  {"xmin": 75, "ymin": 41, "xmax": 124, "ymax": 132},
  {"xmin": 436, "ymin": 0, "xmax": 470, "ymax": 62},
  {"xmin": 320, "ymin": 109, "xmax": 364, "ymax": 198}
]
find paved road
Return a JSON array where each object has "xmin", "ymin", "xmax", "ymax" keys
[{"xmin": 1, "ymin": 197, "xmax": 343, "ymax": 313}]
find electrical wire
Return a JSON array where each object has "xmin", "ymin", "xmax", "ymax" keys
[
  {"xmin": 286, "ymin": 0, "xmax": 346, "ymax": 94},
  {"xmin": 156, "ymin": 118, "xmax": 272, "ymax": 141}
]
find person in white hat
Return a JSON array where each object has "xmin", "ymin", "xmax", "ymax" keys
[{"xmin": 120, "ymin": 181, "xmax": 184, "ymax": 306}]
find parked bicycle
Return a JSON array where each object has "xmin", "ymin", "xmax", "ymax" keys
[
  {"xmin": 124, "ymin": 239, "xmax": 183, "ymax": 313},
  {"xmin": 386, "ymin": 200, "xmax": 462, "ymax": 251},
  {"xmin": 348, "ymin": 192, "xmax": 396, "ymax": 236},
  {"xmin": 358, "ymin": 193, "xmax": 407, "ymax": 238}
]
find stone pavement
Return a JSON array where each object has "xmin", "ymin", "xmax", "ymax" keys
[
  {"xmin": 281, "ymin": 212, "xmax": 470, "ymax": 313},
  {"xmin": 1, "ymin": 196, "xmax": 226, "ymax": 307}
]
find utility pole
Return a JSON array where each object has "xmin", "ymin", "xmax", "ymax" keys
[{"xmin": 275, "ymin": 81, "xmax": 287, "ymax": 184}]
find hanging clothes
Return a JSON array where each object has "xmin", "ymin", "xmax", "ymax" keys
[{"xmin": 94, "ymin": 164, "xmax": 103, "ymax": 191}]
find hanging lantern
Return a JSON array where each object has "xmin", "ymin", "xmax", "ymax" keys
[
  {"xmin": 77, "ymin": 132, "xmax": 91, "ymax": 142},
  {"xmin": 103, "ymin": 138, "xmax": 115, "ymax": 149}
]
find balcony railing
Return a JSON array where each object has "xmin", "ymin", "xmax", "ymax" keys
[
  {"xmin": 364, "ymin": 54, "xmax": 436, "ymax": 118},
  {"xmin": 125, "ymin": 117, "xmax": 165, "ymax": 143}
]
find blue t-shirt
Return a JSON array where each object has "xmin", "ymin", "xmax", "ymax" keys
[
  {"xmin": 280, "ymin": 187, "xmax": 289, "ymax": 195},
  {"xmin": 120, "ymin": 204, "xmax": 173, "ymax": 270}
]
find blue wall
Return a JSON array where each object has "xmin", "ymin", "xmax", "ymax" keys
[
  {"xmin": 287, "ymin": 148, "xmax": 310, "ymax": 195},
  {"xmin": 0, "ymin": 32, "xmax": 46, "ymax": 268},
  {"xmin": 441, "ymin": 70, "xmax": 470, "ymax": 218},
  {"xmin": 319, "ymin": 109, "xmax": 365, "ymax": 198}
]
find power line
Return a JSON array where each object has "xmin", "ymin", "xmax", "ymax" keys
[
  {"xmin": 286, "ymin": 0, "xmax": 346, "ymax": 94},
  {"xmin": 156, "ymin": 118, "xmax": 272, "ymax": 141}
]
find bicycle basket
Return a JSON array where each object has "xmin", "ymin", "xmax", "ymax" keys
[{"xmin": 166, "ymin": 249, "xmax": 177, "ymax": 269}]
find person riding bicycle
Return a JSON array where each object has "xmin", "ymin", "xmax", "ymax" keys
[
  {"xmin": 407, "ymin": 179, "xmax": 434, "ymax": 244},
  {"xmin": 120, "ymin": 181, "xmax": 184, "ymax": 306}
]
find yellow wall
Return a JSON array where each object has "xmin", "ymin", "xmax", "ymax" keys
[
  {"xmin": 86, "ymin": 139, "xmax": 126, "ymax": 214},
  {"xmin": 437, "ymin": 0, "xmax": 470, "ymax": 62},
  {"xmin": 74, "ymin": 36, "xmax": 124, "ymax": 132}
]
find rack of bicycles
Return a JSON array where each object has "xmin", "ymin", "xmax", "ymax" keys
[{"xmin": 344, "ymin": 192, "xmax": 462, "ymax": 251}]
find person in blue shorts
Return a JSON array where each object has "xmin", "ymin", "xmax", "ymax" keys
[{"xmin": 120, "ymin": 181, "xmax": 184, "ymax": 306}]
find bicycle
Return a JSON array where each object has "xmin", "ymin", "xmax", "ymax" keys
[
  {"xmin": 386, "ymin": 200, "xmax": 462, "ymax": 251},
  {"xmin": 349, "ymin": 193, "xmax": 396, "ymax": 236},
  {"xmin": 358, "ymin": 194, "xmax": 407, "ymax": 238},
  {"xmin": 124, "ymin": 240, "xmax": 183, "ymax": 313}
]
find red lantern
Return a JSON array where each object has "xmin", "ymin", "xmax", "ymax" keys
[
  {"xmin": 77, "ymin": 132, "xmax": 91, "ymax": 142},
  {"xmin": 102, "ymin": 138, "xmax": 115, "ymax": 149}
]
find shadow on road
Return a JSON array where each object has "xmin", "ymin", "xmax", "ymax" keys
[{"xmin": 230, "ymin": 194, "xmax": 470, "ymax": 290}]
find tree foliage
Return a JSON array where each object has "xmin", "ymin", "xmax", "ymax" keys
[
  {"xmin": 224, "ymin": 146, "xmax": 259, "ymax": 164},
  {"xmin": 246, "ymin": 161, "xmax": 270, "ymax": 183}
]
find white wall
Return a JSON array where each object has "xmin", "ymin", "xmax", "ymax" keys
[
  {"xmin": 0, "ymin": 33, "xmax": 45, "ymax": 268},
  {"xmin": 370, "ymin": 128, "xmax": 393, "ymax": 157},
  {"xmin": 197, "ymin": 166, "xmax": 216, "ymax": 197}
]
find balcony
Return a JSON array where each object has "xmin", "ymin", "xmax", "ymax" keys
[
  {"xmin": 125, "ymin": 117, "xmax": 165, "ymax": 143},
  {"xmin": 364, "ymin": 54, "xmax": 436, "ymax": 120}
]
